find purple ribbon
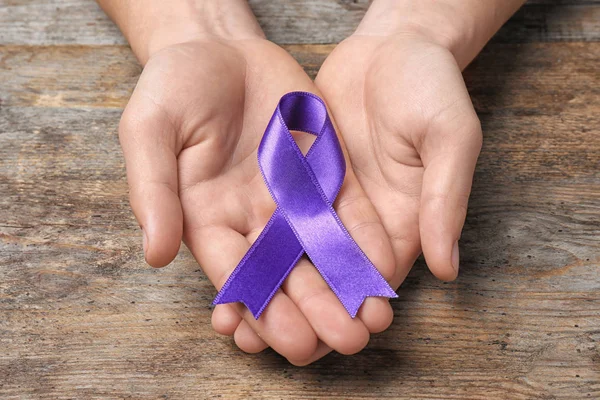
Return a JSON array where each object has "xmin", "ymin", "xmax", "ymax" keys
[{"xmin": 213, "ymin": 92, "xmax": 397, "ymax": 319}]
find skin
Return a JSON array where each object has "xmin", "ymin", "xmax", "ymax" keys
[{"xmin": 97, "ymin": 0, "xmax": 526, "ymax": 365}]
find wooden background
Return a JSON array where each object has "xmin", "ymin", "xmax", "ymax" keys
[{"xmin": 1, "ymin": 0, "xmax": 599, "ymax": 398}]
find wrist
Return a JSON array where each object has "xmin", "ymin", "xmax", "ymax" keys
[
  {"xmin": 356, "ymin": 0, "xmax": 524, "ymax": 69},
  {"xmin": 99, "ymin": 0, "xmax": 264, "ymax": 65}
]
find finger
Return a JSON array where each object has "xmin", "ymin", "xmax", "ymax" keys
[
  {"xmin": 119, "ymin": 97, "xmax": 183, "ymax": 268},
  {"xmin": 386, "ymin": 224, "xmax": 422, "ymax": 290},
  {"xmin": 211, "ymin": 304, "xmax": 242, "ymax": 336},
  {"xmin": 334, "ymin": 172, "xmax": 397, "ymax": 333},
  {"xmin": 282, "ymin": 258, "xmax": 371, "ymax": 355},
  {"xmin": 332, "ymin": 108, "xmax": 398, "ymax": 331},
  {"xmin": 234, "ymin": 320, "xmax": 269, "ymax": 354},
  {"xmin": 185, "ymin": 225, "xmax": 318, "ymax": 361},
  {"xmin": 419, "ymin": 110, "xmax": 482, "ymax": 281},
  {"xmin": 356, "ymin": 295, "xmax": 394, "ymax": 334},
  {"xmin": 288, "ymin": 340, "xmax": 333, "ymax": 366},
  {"xmin": 282, "ymin": 172, "xmax": 394, "ymax": 350},
  {"xmin": 357, "ymin": 173, "xmax": 423, "ymax": 290}
]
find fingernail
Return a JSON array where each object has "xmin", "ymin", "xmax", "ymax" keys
[
  {"xmin": 451, "ymin": 241, "xmax": 460, "ymax": 273},
  {"xmin": 142, "ymin": 228, "xmax": 148, "ymax": 257}
]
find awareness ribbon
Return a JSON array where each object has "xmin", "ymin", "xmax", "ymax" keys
[{"xmin": 213, "ymin": 92, "xmax": 397, "ymax": 319}]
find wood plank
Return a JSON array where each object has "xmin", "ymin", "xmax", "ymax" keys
[
  {"xmin": 0, "ymin": 0, "xmax": 599, "ymax": 45},
  {"xmin": 1, "ymin": 2, "xmax": 599, "ymax": 398},
  {"xmin": 0, "ymin": 45, "xmax": 141, "ymax": 109},
  {"xmin": 0, "ymin": 43, "xmax": 326, "ymax": 108},
  {"xmin": 496, "ymin": 4, "xmax": 600, "ymax": 43},
  {"xmin": 465, "ymin": 42, "xmax": 599, "ymax": 116},
  {"xmin": 1, "ymin": 42, "xmax": 598, "ymax": 111},
  {"xmin": 1, "ymin": 36, "xmax": 599, "ymax": 397},
  {"xmin": 0, "ymin": 105, "xmax": 598, "ymax": 398}
]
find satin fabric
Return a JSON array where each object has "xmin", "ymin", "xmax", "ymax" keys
[{"xmin": 213, "ymin": 92, "xmax": 397, "ymax": 319}]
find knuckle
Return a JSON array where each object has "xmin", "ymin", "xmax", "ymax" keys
[
  {"xmin": 118, "ymin": 105, "xmax": 150, "ymax": 140},
  {"xmin": 465, "ymin": 115, "xmax": 483, "ymax": 151},
  {"xmin": 118, "ymin": 95, "xmax": 174, "ymax": 144},
  {"xmin": 425, "ymin": 190, "xmax": 470, "ymax": 213},
  {"xmin": 432, "ymin": 105, "xmax": 483, "ymax": 153},
  {"xmin": 295, "ymin": 286, "xmax": 330, "ymax": 314},
  {"xmin": 117, "ymin": 107, "xmax": 142, "ymax": 144}
]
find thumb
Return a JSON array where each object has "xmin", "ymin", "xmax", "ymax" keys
[
  {"xmin": 119, "ymin": 99, "xmax": 183, "ymax": 268},
  {"xmin": 419, "ymin": 109, "xmax": 482, "ymax": 281}
]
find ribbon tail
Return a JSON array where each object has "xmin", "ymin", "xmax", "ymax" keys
[
  {"xmin": 327, "ymin": 269, "xmax": 398, "ymax": 318},
  {"xmin": 212, "ymin": 209, "xmax": 304, "ymax": 319}
]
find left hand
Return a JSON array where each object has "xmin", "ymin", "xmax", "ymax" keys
[{"xmin": 316, "ymin": 31, "xmax": 482, "ymax": 289}]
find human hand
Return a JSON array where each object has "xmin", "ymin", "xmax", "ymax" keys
[
  {"xmin": 315, "ymin": 2, "xmax": 484, "ymax": 288},
  {"xmin": 112, "ymin": 1, "xmax": 397, "ymax": 365}
]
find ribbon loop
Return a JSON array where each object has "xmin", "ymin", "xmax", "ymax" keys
[{"xmin": 213, "ymin": 92, "xmax": 397, "ymax": 318}]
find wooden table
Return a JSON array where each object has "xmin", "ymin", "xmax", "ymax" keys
[{"xmin": 1, "ymin": 1, "xmax": 598, "ymax": 398}]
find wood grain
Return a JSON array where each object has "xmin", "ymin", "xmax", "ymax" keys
[
  {"xmin": 1, "ymin": 0, "xmax": 599, "ymax": 399},
  {"xmin": 1, "ymin": 0, "xmax": 599, "ymax": 45},
  {"xmin": 2, "ymin": 41, "xmax": 598, "ymax": 110}
]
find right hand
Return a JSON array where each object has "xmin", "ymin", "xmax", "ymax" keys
[{"xmin": 120, "ymin": 34, "xmax": 397, "ymax": 364}]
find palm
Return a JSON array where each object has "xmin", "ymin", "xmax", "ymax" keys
[
  {"xmin": 316, "ymin": 34, "xmax": 482, "ymax": 285},
  {"xmin": 121, "ymin": 38, "xmax": 398, "ymax": 363}
]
